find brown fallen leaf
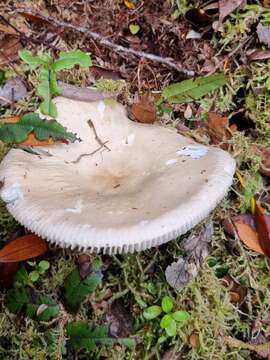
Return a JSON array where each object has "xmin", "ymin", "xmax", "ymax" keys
[
  {"xmin": 78, "ymin": 254, "xmax": 91, "ymax": 279},
  {"xmin": 253, "ymin": 145, "xmax": 270, "ymax": 177},
  {"xmin": 130, "ymin": 97, "xmax": 157, "ymax": 124},
  {"xmin": 219, "ymin": 0, "xmax": 246, "ymax": 23},
  {"xmin": 90, "ymin": 66, "xmax": 122, "ymax": 81},
  {"xmin": 0, "ymin": 23, "xmax": 17, "ymax": 36},
  {"xmin": 106, "ymin": 300, "xmax": 133, "ymax": 338},
  {"xmin": 235, "ymin": 223, "xmax": 264, "ymax": 255},
  {"xmin": 207, "ymin": 112, "xmax": 236, "ymax": 145},
  {"xmin": 222, "ymin": 274, "xmax": 247, "ymax": 304},
  {"xmin": 189, "ymin": 332, "xmax": 200, "ymax": 348},
  {"xmin": 248, "ymin": 49, "xmax": 270, "ymax": 61},
  {"xmin": 161, "ymin": 349, "xmax": 182, "ymax": 360},
  {"xmin": 223, "ymin": 214, "xmax": 256, "ymax": 236},
  {"xmin": 254, "ymin": 203, "xmax": 270, "ymax": 257},
  {"xmin": 0, "ymin": 234, "xmax": 48, "ymax": 263},
  {"xmin": 0, "ymin": 36, "xmax": 21, "ymax": 66},
  {"xmin": 225, "ymin": 336, "xmax": 270, "ymax": 358}
]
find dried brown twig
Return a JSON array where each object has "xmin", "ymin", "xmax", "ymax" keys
[{"xmin": 9, "ymin": 7, "xmax": 195, "ymax": 77}]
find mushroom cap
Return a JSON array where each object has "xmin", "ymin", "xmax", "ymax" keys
[{"xmin": 0, "ymin": 97, "xmax": 235, "ymax": 253}]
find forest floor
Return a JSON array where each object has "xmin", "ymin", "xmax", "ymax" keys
[{"xmin": 0, "ymin": 1, "xmax": 270, "ymax": 359}]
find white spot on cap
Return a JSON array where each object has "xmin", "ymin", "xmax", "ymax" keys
[
  {"xmin": 176, "ymin": 145, "xmax": 208, "ymax": 159},
  {"xmin": 121, "ymin": 133, "xmax": 135, "ymax": 146},
  {"xmin": 166, "ymin": 159, "xmax": 178, "ymax": 165},
  {"xmin": 65, "ymin": 199, "xmax": 83, "ymax": 213},
  {"xmin": 1, "ymin": 183, "xmax": 23, "ymax": 203},
  {"xmin": 97, "ymin": 101, "xmax": 106, "ymax": 115}
]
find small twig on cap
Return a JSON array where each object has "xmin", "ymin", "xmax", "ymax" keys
[
  {"xmin": 10, "ymin": 7, "xmax": 195, "ymax": 76},
  {"xmin": 87, "ymin": 119, "xmax": 110, "ymax": 151}
]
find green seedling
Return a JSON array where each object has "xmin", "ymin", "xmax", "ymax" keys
[
  {"xmin": 19, "ymin": 49, "xmax": 92, "ymax": 117},
  {"xmin": 16, "ymin": 261, "xmax": 50, "ymax": 285},
  {"xmin": 143, "ymin": 295, "xmax": 190, "ymax": 337}
]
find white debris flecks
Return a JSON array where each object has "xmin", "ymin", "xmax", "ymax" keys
[
  {"xmin": 65, "ymin": 199, "xmax": 83, "ymax": 213},
  {"xmin": 166, "ymin": 159, "xmax": 178, "ymax": 166},
  {"xmin": 121, "ymin": 133, "xmax": 135, "ymax": 146},
  {"xmin": 176, "ymin": 145, "xmax": 208, "ymax": 159},
  {"xmin": 1, "ymin": 183, "xmax": 23, "ymax": 203},
  {"xmin": 97, "ymin": 101, "xmax": 106, "ymax": 115}
]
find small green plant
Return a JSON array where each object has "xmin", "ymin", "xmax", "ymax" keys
[
  {"xmin": 0, "ymin": 112, "xmax": 78, "ymax": 144},
  {"xmin": 15, "ymin": 261, "xmax": 50, "ymax": 285},
  {"xmin": 19, "ymin": 49, "xmax": 92, "ymax": 117},
  {"xmin": 28, "ymin": 260, "xmax": 50, "ymax": 283},
  {"xmin": 143, "ymin": 295, "xmax": 190, "ymax": 337}
]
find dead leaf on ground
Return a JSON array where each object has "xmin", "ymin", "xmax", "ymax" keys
[
  {"xmin": 223, "ymin": 208, "xmax": 270, "ymax": 257},
  {"xmin": 161, "ymin": 349, "xmax": 182, "ymax": 360},
  {"xmin": 219, "ymin": 0, "xmax": 246, "ymax": 23},
  {"xmin": 90, "ymin": 66, "xmax": 122, "ymax": 81},
  {"xmin": 129, "ymin": 97, "xmax": 157, "ymax": 123},
  {"xmin": 0, "ymin": 36, "xmax": 21, "ymax": 66},
  {"xmin": 106, "ymin": 300, "xmax": 133, "ymax": 338},
  {"xmin": 254, "ymin": 203, "xmax": 270, "ymax": 257},
  {"xmin": 189, "ymin": 332, "xmax": 200, "ymax": 348},
  {"xmin": 78, "ymin": 254, "xmax": 91, "ymax": 279},
  {"xmin": 0, "ymin": 78, "xmax": 27, "ymax": 106},
  {"xmin": 0, "ymin": 234, "xmax": 48, "ymax": 263},
  {"xmin": 207, "ymin": 112, "xmax": 237, "ymax": 145},
  {"xmin": 253, "ymin": 145, "xmax": 270, "ymax": 177},
  {"xmin": 165, "ymin": 222, "xmax": 213, "ymax": 290},
  {"xmin": 0, "ymin": 23, "xmax": 17, "ymax": 36},
  {"xmin": 222, "ymin": 274, "xmax": 247, "ymax": 304},
  {"xmin": 247, "ymin": 49, "xmax": 270, "ymax": 61},
  {"xmin": 257, "ymin": 23, "xmax": 270, "ymax": 48}
]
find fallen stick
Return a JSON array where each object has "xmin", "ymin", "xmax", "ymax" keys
[{"xmin": 10, "ymin": 7, "xmax": 195, "ymax": 77}]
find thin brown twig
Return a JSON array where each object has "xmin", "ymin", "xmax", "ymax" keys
[{"xmin": 9, "ymin": 7, "xmax": 195, "ymax": 76}]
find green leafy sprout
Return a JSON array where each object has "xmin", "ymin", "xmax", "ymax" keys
[
  {"xmin": 0, "ymin": 112, "xmax": 79, "ymax": 144},
  {"xmin": 143, "ymin": 295, "xmax": 190, "ymax": 338},
  {"xmin": 19, "ymin": 49, "xmax": 92, "ymax": 117}
]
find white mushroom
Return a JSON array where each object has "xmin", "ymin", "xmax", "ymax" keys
[{"xmin": 0, "ymin": 97, "xmax": 235, "ymax": 254}]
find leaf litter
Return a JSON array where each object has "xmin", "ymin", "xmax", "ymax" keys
[{"xmin": 165, "ymin": 222, "xmax": 213, "ymax": 290}]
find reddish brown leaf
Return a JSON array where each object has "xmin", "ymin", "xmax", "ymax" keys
[
  {"xmin": 130, "ymin": 99, "xmax": 157, "ymax": 124},
  {"xmin": 254, "ymin": 203, "xmax": 270, "ymax": 257},
  {"xmin": 189, "ymin": 333, "xmax": 200, "ymax": 348},
  {"xmin": 235, "ymin": 223, "xmax": 265, "ymax": 255},
  {"xmin": 223, "ymin": 214, "xmax": 255, "ymax": 236},
  {"xmin": 0, "ymin": 234, "xmax": 48, "ymax": 263},
  {"xmin": 0, "ymin": 36, "xmax": 21, "ymax": 66},
  {"xmin": 222, "ymin": 274, "xmax": 247, "ymax": 304},
  {"xmin": 78, "ymin": 254, "xmax": 91, "ymax": 279},
  {"xmin": 207, "ymin": 112, "xmax": 236, "ymax": 145}
]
